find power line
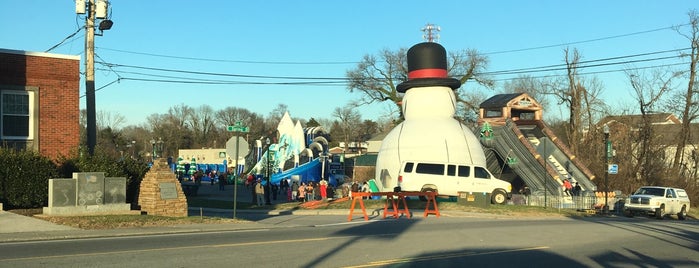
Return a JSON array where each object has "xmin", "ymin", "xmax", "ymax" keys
[
  {"xmin": 46, "ymin": 28, "xmax": 84, "ymax": 52},
  {"xmin": 98, "ymin": 61, "xmax": 349, "ymax": 80},
  {"xmin": 482, "ymin": 24, "xmax": 690, "ymax": 55},
  {"xmin": 97, "ymin": 47, "xmax": 688, "ymax": 83},
  {"xmin": 96, "ymin": 23, "xmax": 692, "ymax": 65},
  {"xmin": 118, "ymin": 77, "xmax": 348, "ymax": 86},
  {"xmin": 485, "ymin": 62, "xmax": 689, "ymax": 83},
  {"xmin": 97, "ymin": 47, "xmax": 358, "ymax": 65},
  {"xmin": 483, "ymin": 48, "xmax": 689, "ymax": 75},
  {"xmin": 481, "ymin": 54, "xmax": 684, "ymax": 77}
]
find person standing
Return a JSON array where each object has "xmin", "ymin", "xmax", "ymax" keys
[
  {"xmin": 291, "ymin": 181, "xmax": 299, "ymax": 201},
  {"xmin": 361, "ymin": 181, "xmax": 370, "ymax": 200},
  {"xmin": 350, "ymin": 181, "xmax": 359, "ymax": 199},
  {"xmin": 298, "ymin": 182, "xmax": 306, "ymax": 202},
  {"xmin": 272, "ymin": 183, "xmax": 278, "ymax": 200},
  {"xmin": 319, "ymin": 179, "xmax": 328, "ymax": 201},
  {"xmin": 255, "ymin": 179, "xmax": 265, "ymax": 206},
  {"xmin": 305, "ymin": 182, "xmax": 314, "ymax": 202},
  {"xmin": 563, "ymin": 179, "xmax": 573, "ymax": 196},
  {"xmin": 573, "ymin": 182, "xmax": 582, "ymax": 196},
  {"xmin": 218, "ymin": 172, "xmax": 226, "ymax": 191},
  {"xmin": 280, "ymin": 179, "xmax": 289, "ymax": 199}
]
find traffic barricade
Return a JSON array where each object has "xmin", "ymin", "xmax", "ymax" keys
[{"xmin": 348, "ymin": 191, "xmax": 440, "ymax": 221}]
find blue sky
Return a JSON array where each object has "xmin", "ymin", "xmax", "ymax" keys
[{"xmin": 1, "ymin": 1, "xmax": 697, "ymax": 126}]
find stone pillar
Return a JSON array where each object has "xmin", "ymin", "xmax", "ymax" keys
[{"xmin": 138, "ymin": 159, "xmax": 188, "ymax": 217}]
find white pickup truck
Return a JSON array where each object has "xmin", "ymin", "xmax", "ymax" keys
[{"xmin": 623, "ymin": 186, "xmax": 691, "ymax": 220}]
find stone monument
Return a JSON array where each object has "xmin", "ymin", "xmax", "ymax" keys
[
  {"xmin": 138, "ymin": 159, "xmax": 188, "ymax": 217},
  {"xmin": 43, "ymin": 172, "xmax": 132, "ymax": 215}
]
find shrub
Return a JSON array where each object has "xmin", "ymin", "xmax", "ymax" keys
[
  {"xmin": 58, "ymin": 147, "xmax": 149, "ymax": 206},
  {"xmin": 0, "ymin": 148, "xmax": 58, "ymax": 209}
]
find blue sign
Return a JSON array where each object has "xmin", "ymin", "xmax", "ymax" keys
[{"xmin": 608, "ymin": 164, "xmax": 618, "ymax": 175}]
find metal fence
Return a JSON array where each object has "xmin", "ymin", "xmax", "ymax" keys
[{"xmin": 511, "ymin": 193, "xmax": 626, "ymax": 214}]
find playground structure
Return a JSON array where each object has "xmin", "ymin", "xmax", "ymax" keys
[
  {"xmin": 248, "ymin": 112, "xmax": 345, "ymax": 187},
  {"xmin": 478, "ymin": 93, "xmax": 602, "ymax": 207}
]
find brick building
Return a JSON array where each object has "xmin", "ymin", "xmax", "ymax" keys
[{"xmin": 0, "ymin": 48, "xmax": 80, "ymax": 160}]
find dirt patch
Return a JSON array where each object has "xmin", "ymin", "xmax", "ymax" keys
[{"xmin": 38, "ymin": 215, "xmax": 244, "ymax": 229}]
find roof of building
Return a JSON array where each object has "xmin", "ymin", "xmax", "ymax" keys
[
  {"xmin": 597, "ymin": 113, "xmax": 699, "ymax": 144},
  {"xmin": 479, "ymin": 93, "xmax": 525, "ymax": 109},
  {"xmin": 0, "ymin": 48, "xmax": 80, "ymax": 60},
  {"xmin": 599, "ymin": 113, "xmax": 681, "ymax": 127},
  {"xmin": 353, "ymin": 153, "xmax": 378, "ymax": 166}
]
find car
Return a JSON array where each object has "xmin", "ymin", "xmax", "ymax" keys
[
  {"xmin": 623, "ymin": 186, "xmax": 691, "ymax": 220},
  {"xmin": 396, "ymin": 160, "xmax": 512, "ymax": 204}
]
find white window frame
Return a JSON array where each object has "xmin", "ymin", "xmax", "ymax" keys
[{"xmin": 1, "ymin": 89, "xmax": 35, "ymax": 140}]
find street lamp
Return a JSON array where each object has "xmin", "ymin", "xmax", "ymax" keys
[
  {"xmin": 603, "ymin": 124, "xmax": 610, "ymax": 214},
  {"xmin": 265, "ymin": 138, "xmax": 272, "ymax": 205},
  {"xmin": 157, "ymin": 138, "xmax": 164, "ymax": 158},
  {"xmin": 150, "ymin": 139, "xmax": 156, "ymax": 162}
]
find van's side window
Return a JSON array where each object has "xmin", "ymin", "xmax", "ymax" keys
[
  {"xmin": 403, "ymin": 162, "xmax": 414, "ymax": 173},
  {"xmin": 447, "ymin": 165, "xmax": 456, "ymax": 176},
  {"xmin": 458, "ymin": 166, "xmax": 470, "ymax": 177},
  {"xmin": 474, "ymin": 167, "xmax": 490, "ymax": 179},
  {"xmin": 416, "ymin": 163, "xmax": 444, "ymax": 175}
]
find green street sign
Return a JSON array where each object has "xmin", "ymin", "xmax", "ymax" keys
[{"xmin": 227, "ymin": 124, "xmax": 249, "ymax": 133}]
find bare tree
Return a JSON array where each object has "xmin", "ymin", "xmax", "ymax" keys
[
  {"xmin": 562, "ymin": 48, "xmax": 582, "ymax": 154},
  {"xmin": 346, "ymin": 48, "xmax": 407, "ymax": 118},
  {"xmin": 670, "ymin": 10, "xmax": 699, "ymax": 171},
  {"xmin": 147, "ymin": 103, "xmax": 194, "ymax": 156},
  {"xmin": 502, "ymin": 75, "xmax": 548, "ymax": 106},
  {"xmin": 579, "ymin": 77, "xmax": 607, "ymax": 129},
  {"xmin": 346, "ymin": 46, "xmax": 493, "ymax": 121},
  {"xmin": 332, "ymin": 103, "xmax": 362, "ymax": 152},
  {"xmin": 188, "ymin": 104, "xmax": 217, "ymax": 148},
  {"xmin": 547, "ymin": 48, "xmax": 606, "ymax": 154},
  {"xmin": 96, "ymin": 110, "xmax": 126, "ymax": 131},
  {"xmin": 216, "ymin": 107, "xmax": 265, "ymax": 146},
  {"xmin": 265, "ymin": 103, "xmax": 289, "ymax": 137},
  {"xmin": 627, "ymin": 68, "xmax": 680, "ymax": 184}
]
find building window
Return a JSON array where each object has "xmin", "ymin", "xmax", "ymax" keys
[
  {"xmin": 1, "ymin": 90, "xmax": 34, "ymax": 140},
  {"xmin": 485, "ymin": 109, "xmax": 502, "ymax": 118}
]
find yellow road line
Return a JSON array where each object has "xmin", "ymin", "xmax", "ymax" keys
[
  {"xmin": 345, "ymin": 246, "xmax": 550, "ymax": 268},
  {"xmin": 1, "ymin": 236, "xmax": 332, "ymax": 262}
]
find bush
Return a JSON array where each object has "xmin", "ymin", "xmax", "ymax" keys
[{"xmin": 0, "ymin": 148, "xmax": 58, "ymax": 209}]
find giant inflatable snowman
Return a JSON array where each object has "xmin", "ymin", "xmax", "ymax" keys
[{"xmin": 374, "ymin": 42, "xmax": 487, "ymax": 191}]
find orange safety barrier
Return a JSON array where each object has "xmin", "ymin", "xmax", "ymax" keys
[{"xmin": 347, "ymin": 191, "xmax": 440, "ymax": 221}]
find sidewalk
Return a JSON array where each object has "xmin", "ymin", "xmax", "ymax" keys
[
  {"xmin": 0, "ymin": 183, "xmax": 494, "ymax": 243},
  {"xmin": 0, "ymin": 182, "xmax": 351, "ymax": 243}
]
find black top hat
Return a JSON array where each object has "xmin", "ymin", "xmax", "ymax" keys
[{"xmin": 396, "ymin": 42, "xmax": 462, "ymax": 93}]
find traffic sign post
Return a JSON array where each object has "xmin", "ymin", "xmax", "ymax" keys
[
  {"xmin": 226, "ymin": 121, "xmax": 249, "ymax": 219},
  {"xmin": 608, "ymin": 164, "xmax": 618, "ymax": 175}
]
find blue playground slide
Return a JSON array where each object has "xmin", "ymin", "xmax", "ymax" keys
[{"xmin": 270, "ymin": 158, "xmax": 322, "ymax": 185}]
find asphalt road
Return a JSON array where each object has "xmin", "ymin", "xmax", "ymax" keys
[{"xmin": 1, "ymin": 214, "xmax": 697, "ymax": 267}]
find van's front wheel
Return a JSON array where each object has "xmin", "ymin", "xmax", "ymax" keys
[
  {"xmin": 419, "ymin": 188, "xmax": 437, "ymax": 202},
  {"xmin": 491, "ymin": 189, "xmax": 507, "ymax": 205}
]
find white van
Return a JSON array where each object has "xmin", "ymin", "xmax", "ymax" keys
[{"xmin": 397, "ymin": 161, "xmax": 512, "ymax": 204}]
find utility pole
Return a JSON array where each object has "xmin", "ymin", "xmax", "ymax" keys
[
  {"xmin": 79, "ymin": 0, "xmax": 112, "ymax": 155},
  {"xmin": 85, "ymin": 0, "xmax": 97, "ymax": 155}
]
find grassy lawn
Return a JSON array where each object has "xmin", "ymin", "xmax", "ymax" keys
[{"xmin": 189, "ymin": 196, "xmax": 607, "ymax": 218}]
